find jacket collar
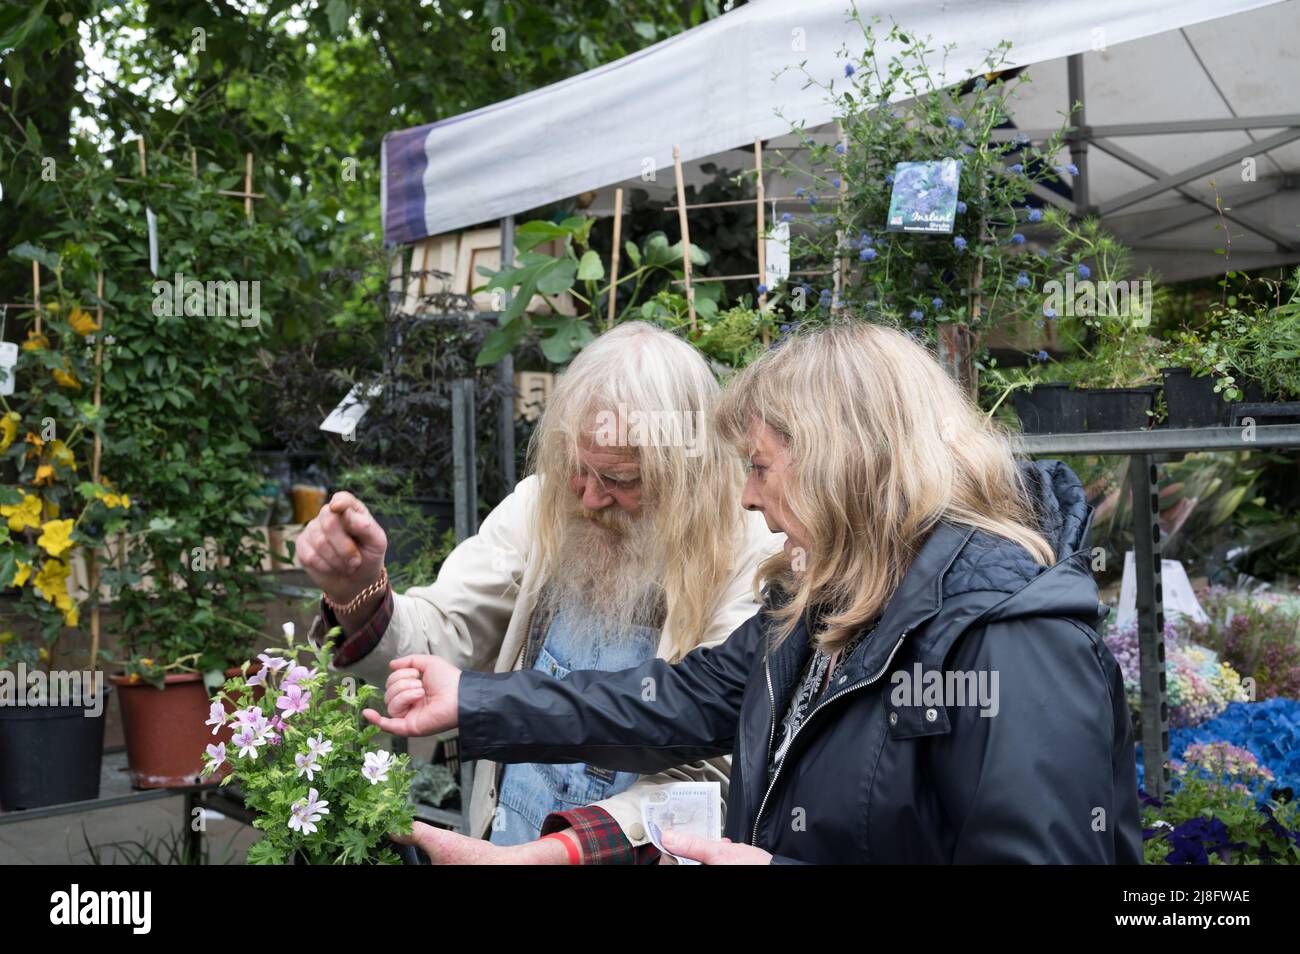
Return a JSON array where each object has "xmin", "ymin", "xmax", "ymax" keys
[{"xmin": 842, "ymin": 522, "xmax": 975, "ymax": 683}]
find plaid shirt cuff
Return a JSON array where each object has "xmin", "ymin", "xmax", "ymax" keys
[
  {"xmin": 318, "ymin": 586, "xmax": 395, "ymax": 668},
  {"xmin": 541, "ymin": 806, "xmax": 661, "ymax": 865}
]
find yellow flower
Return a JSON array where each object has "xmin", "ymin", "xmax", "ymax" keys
[
  {"xmin": 33, "ymin": 558, "xmax": 70, "ymax": 609},
  {"xmin": 1, "ymin": 493, "xmax": 42, "ymax": 532},
  {"xmin": 12, "ymin": 561, "xmax": 30, "ymax": 587},
  {"xmin": 63, "ymin": 605, "xmax": 79, "ymax": 628},
  {"xmin": 42, "ymin": 498, "xmax": 59, "ymax": 520},
  {"xmin": 0, "ymin": 631, "xmax": 13, "ymax": 644},
  {"xmin": 49, "ymin": 439, "xmax": 75, "ymax": 470},
  {"xmin": 37, "ymin": 518, "xmax": 75, "ymax": 558},
  {"xmin": 140, "ymin": 658, "xmax": 153, "ymax": 667},
  {"xmin": 38, "ymin": 647, "xmax": 49, "ymax": 662},
  {"xmin": 0, "ymin": 413, "xmax": 18, "ymax": 454},
  {"xmin": 25, "ymin": 432, "xmax": 44, "ymax": 451},
  {"xmin": 68, "ymin": 307, "xmax": 99, "ymax": 336},
  {"xmin": 34, "ymin": 464, "xmax": 55, "ymax": 486},
  {"xmin": 94, "ymin": 482, "xmax": 130, "ymax": 509},
  {"xmin": 51, "ymin": 365, "xmax": 81, "ymax": 390},
  {"xmin": 128, "ymin": 672, "xmax": 141, "ymax": 684},
  {"xmin": 45, "ymin": 302, "xmax": 61, "ymax": 315},
  {"xmin": 21, "ymin": 331, "xmax": 48, "ymax": 352}
]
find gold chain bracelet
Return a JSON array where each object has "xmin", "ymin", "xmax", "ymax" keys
[{"xmin": 323, "ymin": 565, "xmax": 388, "ymax": 615}]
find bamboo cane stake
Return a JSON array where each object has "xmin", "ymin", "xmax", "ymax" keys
[
  {"xmin": 671, "ymin": 146, "xmax": 697, "ymax": 334},
  {"xmin": 755, "ymin": 138, "xmax": 769, "ymax": 346},
  {"xmin": 88, "ymin": 270, "xmax": 105, "ymax": 670},
  {"xmin": 137, "ymin": 137, "xmax": 147, "ymax": 176},
  {"xmin": 31, "ymin": 262, "xmax": 40, "ymax": 334},
  {"xmin": 606, "ymin": 187, "xmax": 624, "ymax": 330}
]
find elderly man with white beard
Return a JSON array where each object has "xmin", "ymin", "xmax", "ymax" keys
[{"xmin": 298, "ymin": 321, "xmax": 781, "ymax": 864}]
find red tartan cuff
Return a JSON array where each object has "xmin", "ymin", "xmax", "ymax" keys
[
  {"xmin": 541, "ymin": 806, "xmax": 661, "ymax": 865},
  {"xmin": 320, "ymin": 586, "xmax": 395, "ymax": 668}
]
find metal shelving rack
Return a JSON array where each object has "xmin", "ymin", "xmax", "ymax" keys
[{"xmin": 1013, "ymin": 423, "xmax": 1300, "ymax": 797}]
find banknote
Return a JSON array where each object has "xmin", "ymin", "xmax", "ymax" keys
[{"xmin": 639, "ymin": 781, "xmax": 722, "ymax": 865}]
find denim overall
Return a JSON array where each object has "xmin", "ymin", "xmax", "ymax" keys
[{"xmin": 488, "ymin": 604, "xmax": 659, "ymax": 846}]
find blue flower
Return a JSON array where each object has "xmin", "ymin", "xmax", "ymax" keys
[
  {"xmin": 808, "ymin": 195, "xmax": 817, "ymax": 207},
  {"xmin": 885, "ymin": 174, "xmax": 894, "ymax": 186},
  {"xmin": 860, "ymin": 247, "xmax": 878, "ymax": 262},
  {"xmin": 757, "ymin": 284, "xmax": 768, "ymax": 295},
  {"xmin": 953, "ymin": 236, "xmax": 967, "ymax": 251},
  {"xmin": 1067, "ymin": 163, "xmax": 1079, "ymax": 176},
  {"xmin": 780, "ymin": 212, "xmax": 792, "ymax": 223},
  {"xmin": 819, "ymin": 288, "xmax": 832, "ymax": 301},
  {"xmin": 1044, "ymin": 307, "xmax": 1057, "ymax": 319},
  {"xmin": 834, "ymin": 143, "xmax": 846, "ymax": 155},
  {"xmin": 973, "ymin": 77, "xmax": 988, "ymax": 91},
  {"xmin": 956, "ymin": 201, "xmax": 967, "ymax": 214},
  {"xmin": 961, "ymin": 144, "xmax": 974, "ymax": 154},
  {"xmin": 1037, "ymin": 350, "xmax": 1048, "ymax": 363},
  {"xmin": 1027, "ymin": 208, "xmax": 1043, "ymax": 223},
  {"xmin": 832, "ymin": 177, "xmax": 841, "ymax": 189},
  {"xmin": 931, "ymin": 297, "xmax": 944, "ymax": 309},
  {"xmin": 859, "ymin": 233, "xmax": 874, "ymax": 246},
  {"xmin": 909, "ymin": 310, "xmax": 924, "ymax": 322},
  {"xmin": 1015, "ymin": 272, "xmax": 1030, "ymax": 289},
  {"xmin": 794, "ymin": 186, "xmax": 806, "ymax": 198},
  {"xmin": 1010, "ymin": 232, "xmax": 1025, "ymax": 245},
  {"xmin": 844, "ymin": 64, "xmax": 856, "ymax": 77},
  {"xmin": 946, "ymin": 116, "xmax": 966, "ymax": 130},
  {"xmin": 1009, "ymin": 163, "xmax": 1024, "ymax": 174},
  {"xmin": 1077, "ymin": 263, "xmax": 1091, "ymax": 279}
]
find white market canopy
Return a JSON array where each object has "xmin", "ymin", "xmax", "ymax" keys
[{"xmin": 382, "ymin": 0, "xmax": 1300, "ymax": 281}]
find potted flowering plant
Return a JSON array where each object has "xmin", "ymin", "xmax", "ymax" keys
[
  {"xmin": 205, "ymin": 623, "xmax": 416, "ymax": 864},
  {"xmin": 0, "ymin": 245, "xmax": 127, "ymax": 809}
]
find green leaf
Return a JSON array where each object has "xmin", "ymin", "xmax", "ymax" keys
[
  {"xmin": 535, "ymin": 257, "xmax": 578, "ymax": 295},
  {"xmin": 576, "ymin": 249, "xmax": 604, "ymax": 281},
  {"xmin": 8, "ymin": 242, "xmax": 58, "ymax": 271},
  {"xmin": 514, "ymin": 220, "xmax": 571, "ymax": 252},
  {"xmin": 0, "ymin": 1, "xmax": 49, "ymax": 56},
  {"xmin": 325, "ymin": 0, "xmax": 350, "ymax": 34},
  {"xmin": 624, "ymin": 241, "xmax": 641, "ymax": 267},
  {"xmin": 475, "ymin": 319, "xmax": 522, "ymax": 367}
]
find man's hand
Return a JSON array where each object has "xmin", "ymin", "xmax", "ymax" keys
[
  {"xmin": 297, "ymin": 491, "xmax": 388, "ymax": 607},
  {"xmin": 392, "ymin": 822, "xmax": 581, "ymax": 865},
  {"xmin": 658, "ymin": 830, "xmax": 772, "ymax": 865},
  {"xmin": 363, "ymin": 655, "xmax": 461, "ymax": 738}
]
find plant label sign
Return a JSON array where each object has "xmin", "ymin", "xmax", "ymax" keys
[
  {"xmin": 320, "ymin": 382, "xmax": 383, "ymax": 441},
  {"xmin": 0, "ymin": 340, "xmax": 17, "ymax": 396},
  {"xmin": 765, "ymin": 220, "xmax": 791, "ymax": 289},
  {"xmin": 886, "ymin": 159, "xmax": 961, "ymax": 234}
]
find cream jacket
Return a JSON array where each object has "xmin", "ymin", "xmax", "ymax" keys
[{"xmin": 336, "ymin": 475, "xmax": 782, "ymax": 847}]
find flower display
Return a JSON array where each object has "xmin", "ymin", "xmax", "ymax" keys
[{"xmin": 209, "ymin": 624, "xmax": 414, "ymax": 864}]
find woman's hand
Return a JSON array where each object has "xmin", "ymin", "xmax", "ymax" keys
[
  {"xmin": 362, "ymin": 655, "xmax": 461, "ymax": 738},
  {"xmin": 659, "ymin": 830, "xmax": 772, "ymax": 865},
  {"xmin": 392, "ymin": 822, "xmax": 581, "ymax": 864}
]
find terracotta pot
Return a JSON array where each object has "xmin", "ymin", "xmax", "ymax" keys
[{"xmin": 109, "ymin": 672, "xmax": 218, "ymax": 789}]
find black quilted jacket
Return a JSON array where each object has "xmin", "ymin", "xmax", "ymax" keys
[{"xmin": 460, "ymin": 460, "xmax": 1142, "ymax": 864}]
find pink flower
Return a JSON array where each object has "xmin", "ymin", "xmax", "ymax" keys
[
  {"xmin": 361, "ymin": 750, "xmax": 393, "ymax": 785},
  {"xmin": 233, "ymin": 726, "xmax": 263, "ymax": 760},
  {"xmin": 295, "ymin": 751, "xmax": 322, "ymax": 781},
  {"xmin": 203, "ymin": 742, "xmax": 227, "ymax": 776},
  {"xmin": 288, "ymin": 788, "xmax": 329, "ymax": 835},
  {"xmin": 258, "ymin": 653, "xmax": 289, "ymax": 673},
  {"xmin": 275, "ymin": 684, "xmax": 310, "ymax": 719},
  {"xmin": 205, "ymin": 702, "xmax": 226, "ymax": 735},
  {"xmin": 283, "ymin": 665, "xmax": 318, "ymax": 688}
]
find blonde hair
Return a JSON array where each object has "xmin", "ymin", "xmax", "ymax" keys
[
  {"xmin": 715, "ymin": 320, "xmax": 1054, "ymax": 652},
  {"xmin": 529, "ymin": 322, "xmax": 745, "ymax": 660}
]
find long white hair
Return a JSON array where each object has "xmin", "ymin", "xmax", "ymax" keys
[{"xmin": 529, "ymin": 322, "xmax": 745, "ymax": 660}]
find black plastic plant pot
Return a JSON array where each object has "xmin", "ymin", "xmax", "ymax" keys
[
  {"xmin": 0, "ymin": 687, "xmax": 110, "ymax": 810},
  {"xmin": 1161, "ymin": 367, "xmax": 1228, "ymax": 428},
  {"xmin": 1012, "ymin": 383, "xmax": 1087, "ymax": 435},
  {"xmin": 1086, "ymin": 387, "xmax": 1157, "ymax": 431}
]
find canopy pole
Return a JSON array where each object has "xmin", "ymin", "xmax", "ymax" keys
[
  {"xmin": 671, "ymin": 146, "xmax": 697, "ymax": 334},
  {"xmin": 1067, "ymin": 54, "xmax": 1090, "ymax": 216}
]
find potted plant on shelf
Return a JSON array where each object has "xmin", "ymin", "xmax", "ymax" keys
[
  {"xmin": 1025, "ymin": 214, "xmax": 1165, "ymax": 431},
  {"xmin": 0, "ymin": 247, "xmax": 125, "ymax": 810},
  {"xmin": 1229, "ymin": 267, "xmax": 1300, "ymax": 424},
  {"xmin": 981, "ymin": 356, "xmax": 1087, "ymax": 436},
  {"xmin": 207, "ymin": 622, "xmax": 416, "ymax": 864}
]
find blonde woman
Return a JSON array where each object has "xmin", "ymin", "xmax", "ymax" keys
[{"xmin": 367, "ymin": 322, "xmax": 1141, "ymax": 865}]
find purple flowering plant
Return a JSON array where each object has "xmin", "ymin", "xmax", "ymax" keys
[
  {"xmin": 776, "ymin": 16, "xmax": 1077, "ymax": 341},
  {"xmin": 204, "ymin": 622, "xmax": 414, "ymax": 864}
]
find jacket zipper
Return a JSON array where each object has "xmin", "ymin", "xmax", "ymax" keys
[{"xmin": 750, "ymin": 630, "xmax": 908, "ymax": 846}]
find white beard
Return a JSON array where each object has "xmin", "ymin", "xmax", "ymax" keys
[{"xmin": 537, "ymin": 504, "xmax": 667, "ymax": 641}]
